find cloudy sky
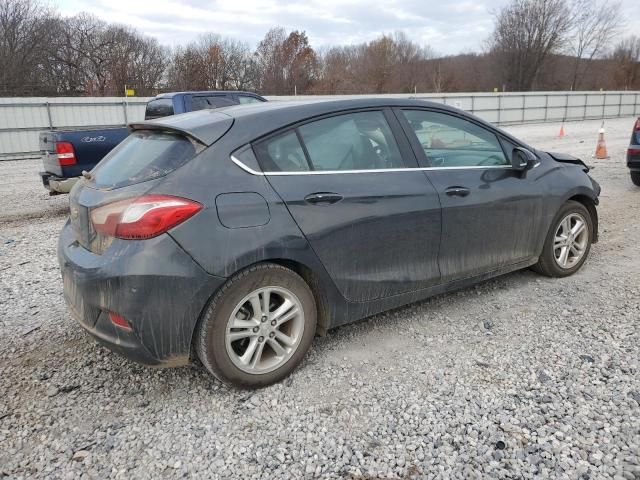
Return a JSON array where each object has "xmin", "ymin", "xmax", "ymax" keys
[{"xmin": 55, "ymin": 0, "xmax": 640, "ymax": 55}]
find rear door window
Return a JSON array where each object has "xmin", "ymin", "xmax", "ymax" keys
[
  {"xmin": 145, "ymin": 98, "xmax": 174, "ymax": 120},
  {"xmin": 253, "ymin": 111, "xmax": 406, "ymax": 172},
  {"xmin": 91, "ymin": 130, "xmax": 202, "ymax": 188},
  {"xmin": 298, "ymin": 111, "xmax": 405, "ymax": 170}
]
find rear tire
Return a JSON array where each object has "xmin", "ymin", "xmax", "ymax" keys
[
  {"xmin": 631, "ymin": 171, "xmax": 640, "ymax": 187},
  {"xmin": 533, "ymin": 201, "xmax": 593, "ymax": 278},
  {"xmin": 196, "ymin": 263, "xmax": 316, "ymax": 388}
]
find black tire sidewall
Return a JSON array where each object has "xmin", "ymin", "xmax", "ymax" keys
[
  {"xmin": 540, "ymin": 201, "xmax": 593, "ymax": 277},
  {"xmin": 631, "ymin": 171, "xmax": 640, "ymax": 187},
  {"xmin": 197, "ymin": 265, "xmax": 317, "ymax": 388}
]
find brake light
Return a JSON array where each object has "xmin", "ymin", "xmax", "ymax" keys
[
  {"xmin": 55, "ymin": 141, "xmax": 77, "ymax": 166},
  {"xmin": 91, "ymin": 195, "xmax": 202, "ymax": 240},
  {"xmin": 628, "ymin": 148, "xmax": 640, "ymax": 156}
]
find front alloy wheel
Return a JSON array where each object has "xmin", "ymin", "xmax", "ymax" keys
[
  {"xmin": 553, "ymin": 213, "xmax": 589, "ymax": 269},
  {"xmin": 533, "ymin": 200, "xmax": 593, "ymax": 278}
]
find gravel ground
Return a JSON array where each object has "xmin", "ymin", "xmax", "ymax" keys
[{"xmin": 0, "ymin": 117, "xmax": 638, "ymax": 479}]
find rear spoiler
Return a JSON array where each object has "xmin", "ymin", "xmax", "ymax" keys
[
  {"xmin": 546, "ymin": 151, "xmax": 592, "ymax": 172},
  {"xmin": 129, "ymin": 110, "xmax": 234, "ymax": 146}
]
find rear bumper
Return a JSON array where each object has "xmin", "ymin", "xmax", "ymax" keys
[
  {"xmin": 39, "ymin": 172, "xmax": 78, "ymax": 194},
  {"xmin": 628, "ymin": 147, "xmax": 640, "ymax": 171},
  {"xmin": 627, "ymin": 160, "xmax": 640, "ymax": 171},
  {"xmin": 58, "ymin": 221, "xmax": 226, "ymax": 366}
]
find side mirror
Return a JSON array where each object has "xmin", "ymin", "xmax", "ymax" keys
[{"xmin": 511, "ymin": 147, "xmax": 538, "ymax": 171}]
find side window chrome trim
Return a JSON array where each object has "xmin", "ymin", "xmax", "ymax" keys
[
  {"xmin": 232, "ymin": 155, "xmax": 513, "ymax": 176},
  {"xmin": 232, "ymin": 155, "xmax": 265, "ymax": 175}
]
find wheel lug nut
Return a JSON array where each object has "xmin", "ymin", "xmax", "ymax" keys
[
  {"xmin": 269, "ymin": 332, "xmax": 275, "ymax": 338},
  {"xmin": 258, "ymin": 336, "xmax": 264, "ymax": 342},
  {"xmin": 261, "ymin": 316, "xmax": 267, "ymax": 323},
  {"xmin": 253, "ymin": 327, "xmax": 259, "ymax": 333},
  {"xmin": 271, "ymin": 320, "xmax": 276, "ymax": 326}
]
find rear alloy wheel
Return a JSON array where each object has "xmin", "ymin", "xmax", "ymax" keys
[
  {"xmin": 196, "ymin": 263, "xmax": 316, "ymax": 387},
  {"xmin": 533, "ymin": 201, "xmax": 593, "ymax": 277},
  {"xmin": 631, "ymin": 171, "xmax": 640, "ymax": 187},
  {"xmin": 225, "ymin": 287, "xmax": 305, "ymax": 374}
]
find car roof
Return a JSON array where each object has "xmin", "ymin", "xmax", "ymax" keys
[
  {"xmin": 153, "ymin": 91, "xmax": 263, "ymax": 99},
  {"xmin": 131, "ymin": 98, "xmax": 527, "ymax": 148}
]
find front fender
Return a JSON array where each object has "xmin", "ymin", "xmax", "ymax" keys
[{"xmin": 559, "ymin": 185, "xmax": 600, "ymax": 243}]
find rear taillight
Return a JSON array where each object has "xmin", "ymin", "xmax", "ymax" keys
[
  {"xmin": 55, "ymin": 141, "xmax": 77, "ymax": 166},
  {"xmin": 90, "ymin": 195, "xmax": 202, "ymax": 240},
  {"xmin": 628, "ymin": 148, "xmax": 640, "ymax": 156}
]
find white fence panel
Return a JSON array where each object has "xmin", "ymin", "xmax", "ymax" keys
[
  {"xmin": 0, "ymin": 97, "xmax": 151, "ymax": 158},
  {"xmin": 1, "ymin": 91, "xmax": 639, "ymax": 160}
]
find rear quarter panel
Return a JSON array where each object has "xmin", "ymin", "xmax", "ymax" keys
[{"xmin": 156, "ymin": 137, "xmax": 330, "ymax": 282}]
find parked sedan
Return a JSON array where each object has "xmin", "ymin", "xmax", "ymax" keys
[{"xmin": 59, "ymin": 99, "xmax": 600, "ymax": 387}]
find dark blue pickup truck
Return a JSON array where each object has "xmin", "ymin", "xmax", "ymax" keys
[{"xmin": 39, "ymin": 91, "xmax": 266, "ymax": 194}]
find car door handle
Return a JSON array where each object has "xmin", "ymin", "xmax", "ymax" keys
[
  {"xmin": 304, "ymin": 193, "xmax": 343, "ymax": 205},
  {"xmin": 445, "ymin": 187, "xmax": 471, "ymax": 197}
]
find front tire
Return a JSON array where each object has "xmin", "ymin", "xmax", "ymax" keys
[
  {"xmin": 533, "ymin": 201, "xmax": 593, "ymax": 278},
  {"xmin": 196, "ymin": 263, "xmax": 317, "ymax": 388},
  {"xmin": 631, "ymin": 171, "xmax": 640, "ymax": 187}
]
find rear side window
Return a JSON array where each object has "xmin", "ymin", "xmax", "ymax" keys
[
  {"xmin": 253, "ymin": 131, "xmax": 310, "ymax": 172},
  {"xmin": 238, "ymin": 96, "xmax": 263, "ymax": 104},
  {"xmin": 91, "ymin": 130, "xmax": 202, "ymax": 188},
  {"xmin": 145, "ymin": 98, "xmax": 174, "ymax": 120},
  {"xmin": 191, "ymin": 96, "xmax": 236, "ymax": 111}
]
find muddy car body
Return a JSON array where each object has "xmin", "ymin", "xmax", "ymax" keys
[{"xmin": 59, "ymin": 99, "xmax": 600, "ymax": 387}]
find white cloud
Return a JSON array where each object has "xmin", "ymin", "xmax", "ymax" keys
[{"xmin": 54, "ymin": 0, "xmax": 640, "ymax": 56}]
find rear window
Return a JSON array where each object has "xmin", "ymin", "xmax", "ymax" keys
[
  {"xmin": 91, "ymin": 130, "xmax": 202, "ymax": 188},
  {"xmin": 145, "ymin": 98, "xmax": 174, "ymax": 120}
]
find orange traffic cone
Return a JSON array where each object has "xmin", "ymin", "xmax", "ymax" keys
[
  {"xmin": 595, "ymin": 127, "xmax": 609, "ymax": 159},
  {"xmin": 558, "ymin": 124, "xmax": 566, "ymax": 138}
]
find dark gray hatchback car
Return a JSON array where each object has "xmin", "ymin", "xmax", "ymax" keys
[{"xmin": 59, "ymin": 99, "xmax": 600, "ymax": 387}]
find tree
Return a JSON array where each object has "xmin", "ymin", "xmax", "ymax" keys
[
  {"xmin": 489, "ymin": 0, "xmax": 573, "ymax": 91},
  {"xmin": 312, "ymin": 32, "xmax": 433, "ymax": 94},
  {"xmin": 390, "ymin": 31, "xmax": 434, "ymax": 93},
  {"xmin": 107, "ymin": 25, "xmax": 167, "ymax": 96},
  {"xmin": 43, "ymin": 14, "xmax": 166, "ymax": 96},
  {"xmin": 0, "ymin": 0, "xmax": 57, "ymax": 95},
  {"xmin": 568, "ymin": 0, "xmax": 623, "ymax": 90},
  {"xmin": 611, "ymin": 36, "xmax": 640, "ymax": 89},
  {"xmin": 255, "ymin": 27, "xmax": 317, "ymax": 94},
  {"xmin": 166, "ymin": 34, "xmax": 256, "ymax": 92},
  {"xmin": 224, "ymin": 40, "xmax": 259, "ymax": 90}
]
